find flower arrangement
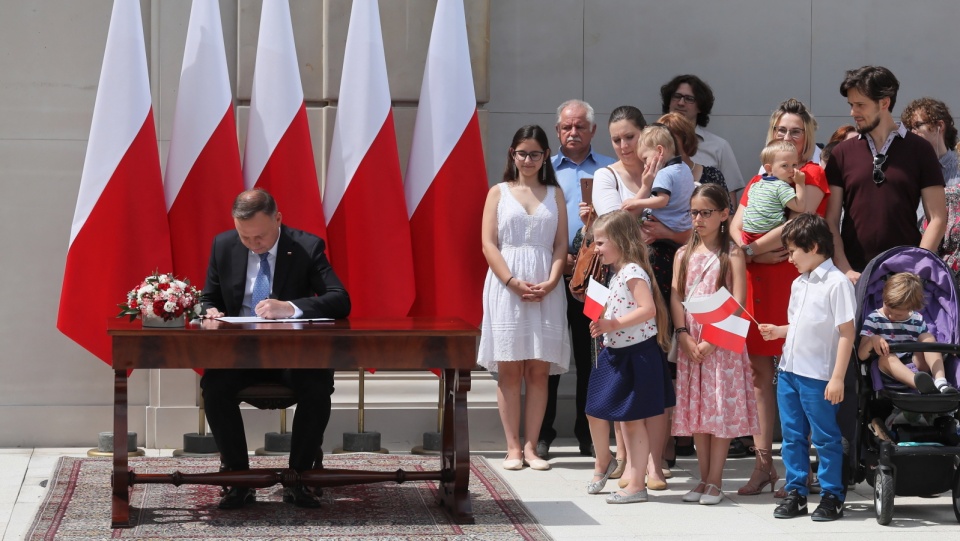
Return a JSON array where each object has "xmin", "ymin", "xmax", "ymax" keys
[{"xmin": 117, "ymin": 271, "xmax": 202, "ymax": 322}]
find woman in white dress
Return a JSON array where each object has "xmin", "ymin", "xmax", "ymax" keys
[{"xmin": 478, "ymin": 125, "xmax": 571, "ymax": 471}]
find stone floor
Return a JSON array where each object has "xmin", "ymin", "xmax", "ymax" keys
[{"xmin": 2, "ymin": 442, "xmax": 958, "ymax": 540}]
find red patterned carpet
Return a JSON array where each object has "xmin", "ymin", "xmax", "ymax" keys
[{"xmin": 27, "ymin": 454, "xmax": 551, "ymax": 540}]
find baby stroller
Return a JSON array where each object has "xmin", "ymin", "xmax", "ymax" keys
[{"xmin": 854, "ymin": 246, "xmax": 960, "ymax": 524}]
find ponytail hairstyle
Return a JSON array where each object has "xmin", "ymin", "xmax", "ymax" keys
[
  {"xmin": 592, "ymin": 211, "xmax": 671, "ymax": 351},
  {"xmin": 676, "ymin": 184, "xmax": 733, "ymax": 300}
]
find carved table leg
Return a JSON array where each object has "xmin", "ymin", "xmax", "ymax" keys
[
  {"xmin": 438, "ymin": 368, "xmax": 473, "ymax": 523},
  {"xmin": 112, "ymin": 369, "xmax": 131, "ymax": 528}
]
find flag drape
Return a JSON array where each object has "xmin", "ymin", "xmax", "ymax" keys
[
  {"xmin": 244, "ymin": 0, "xmax": 326, "ymax": 240},
  {"xmin": 58, "ymin": 0, "xmax": 172, "ymax": 365},
  {"xmin": 324, "ymin": 0, "xmax": 414, "ymax": 319},
  {"xmin": 165, "ymin": 0, "xmax": 243, "ymax": 290},
  {"xmin": 404, "ymin": 0, "xmax": 488, "ymax": 327}
]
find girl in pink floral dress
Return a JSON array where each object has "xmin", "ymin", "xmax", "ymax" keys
[{"xmin": 670, "ymin": 184, "xmax": 759, "ymax": 505}]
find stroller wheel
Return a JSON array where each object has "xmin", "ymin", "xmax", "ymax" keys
[
  {"xmin": 953, "ymin": 467, "xmax": 960, "ymax": 523},
  {"xmin": 874, "ymin": 469, "xmax": 895, "ymax": 525}
]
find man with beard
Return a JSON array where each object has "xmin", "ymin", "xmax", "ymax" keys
[
  {"xmin": 538, "ymin": 99, "xmax": 615, "ymax": 459},
  {"xmin": 825, "ymin": 66, "xmax": 946, "ymax": 283}
]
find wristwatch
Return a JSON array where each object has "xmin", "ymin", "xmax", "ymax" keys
[
  {"xmin": 674, "ymin": 327, "xmax": 689, "ymax": 337},
  {"xmin": 742, "ymin": 244, "xmax": 755, "ymax": 257}
]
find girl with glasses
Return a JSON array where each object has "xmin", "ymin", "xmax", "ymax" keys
[{"xmin": 478, "ymin": 125, "xmax": 570, "ymax": 472}]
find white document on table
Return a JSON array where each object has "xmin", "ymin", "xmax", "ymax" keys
[{"xmin": 215, "ymin": 316, "xmax": 334, "ymax": 323}]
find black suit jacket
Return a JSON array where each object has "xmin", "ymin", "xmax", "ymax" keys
[{"xmin": 201, "ymin": 225, "xmax": 350, "ymax": 319}]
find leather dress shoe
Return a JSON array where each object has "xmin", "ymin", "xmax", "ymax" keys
[
  {"xmin": 283, "ymin": 484, "xmax": 321, "ymax": 508},
  {"xmin": 218, "ymin": 487, "xmax": 255, "ymax": 509},
  {"xmin": 535, "ymin": 440, "xmax": 550, "ymax": 460}
]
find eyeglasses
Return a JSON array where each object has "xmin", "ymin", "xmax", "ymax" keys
[
  {"xmin": 873, "ymin": 153, "xmax": 888, "ymax": 185},
  {"xmin": 671, "ymin": 93, "xmax": 697, "ymax": 105},
  {"xmin": 775, "ymin": 127, "xmax": 805, "ymax": 140},
  {"xmin": 513, "ymin": 150, "xmax": 545, "ymax": 162},
  {"xmin": 688, "ymin": 209, "xmax": 720, "ymax": 218}
]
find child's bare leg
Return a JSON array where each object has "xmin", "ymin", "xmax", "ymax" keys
[
  {"xmin": 916, "ymin": 334, "xmax": 947, "ymax": 380},
  {"xmin": 877, "ymin": 353, "xmax": 917, "ymax": 388}
]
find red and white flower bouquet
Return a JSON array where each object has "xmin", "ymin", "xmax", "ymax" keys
[{"xmin": 117, "ymin": 271, "xmax": 201, "ymax": 324}]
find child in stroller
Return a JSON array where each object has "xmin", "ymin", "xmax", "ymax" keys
[
  {"xmin": 858, "ymin": 271, "xmax": 959, "ymax": 395},
  {"xmin": 853, "ymin": 246, "xmax": 960, "ymax": 524}
]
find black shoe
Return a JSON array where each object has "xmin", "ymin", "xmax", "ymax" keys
[
  {"xmin": 536, "ymin": 440, "xmax": 550, "ymax": 461},
  {"xmin": 579, "ymin": 443, "xmax": 595, "ymax": 457},
  {"xmin": 728, "ymin": 438, "xmax": 749, "ymax": 458},
  {"xmin": 811, "ymin": 492, "xmax": 844, "ymax": 521},
  {"xmin": 283, "ymin": 484, "xmax": 321, "ymax": 508},
  {"xmin": 674, "ymin": 436, "xmax": 695, "ymax": 456},
  {"xmin": 914, "ymin": 372, "xmax": 939, "ymax": 394},
  {"xmin": 218, "ymin": 487, "xmax": 255, "ymax": 509},
  {"xmin": 773, "ymin": 489, "xmax": 808, "ymax": 519}
]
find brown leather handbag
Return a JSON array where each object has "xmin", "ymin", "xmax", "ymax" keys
[{"xmin": 569, "ymin": 209, "xmax": 607, "ymax": 295}]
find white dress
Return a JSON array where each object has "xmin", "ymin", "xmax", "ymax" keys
[{"xmin": 477, "ymin": 183, "xmax": 571, "ymax": 375}]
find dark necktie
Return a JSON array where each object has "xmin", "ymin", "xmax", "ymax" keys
[{"xmin": 251, "ymin": 252, "xmax": 271, "ymax": 308}]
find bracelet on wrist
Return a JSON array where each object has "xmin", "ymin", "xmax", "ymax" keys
[
  {"xmin": 674, "ymin": 327, "xmax": 689, "ymax": 337},
  {"xmin": 505, "ymin": 276, "xmax": 515, "ymax": 287}
]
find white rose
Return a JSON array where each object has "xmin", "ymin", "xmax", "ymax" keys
[
  {"xmin": 164, "ymin": 301, "xmax": 177, "ymax": 313},
  {"xmin": 158, "ymin": 274, "xmax": 170, "ymax": 284}
]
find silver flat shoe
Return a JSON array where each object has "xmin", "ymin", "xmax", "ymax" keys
[
  {"xmin": 587, "ymin": 459, "xmax": 618, "ymax": 494},
  {"xmin": 698, "ymin": 484, "xmax": 724, "ymax": 505},
  {"xmin": 682, "ymin": 482, "xmax": 706, "ymax": 502},
  {"xmin": 606, "ymin": 489, "xmax": 648, "ymax": 504}
]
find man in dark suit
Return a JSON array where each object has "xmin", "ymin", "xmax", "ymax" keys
[{"xmin": 200, "ymin": 189, "xmax": 350, "ymax": 509}]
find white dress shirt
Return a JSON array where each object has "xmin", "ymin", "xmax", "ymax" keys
[
  {"xmin": 241, "ymin": 231, "xmax": 302, "ymax": 318},
  {"xmin": 779, "ymin": 258, "xmax": 856, "ymax": 381},
  {"xmin": 693, "ymin": 126, "xmax": 745, "ymax": 192}
]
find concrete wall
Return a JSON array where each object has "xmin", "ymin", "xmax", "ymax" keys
[{"xmin": 2, "ymin": 0, "xmax": 959, "ymax": 448}]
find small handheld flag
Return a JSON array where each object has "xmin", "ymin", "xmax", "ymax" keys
[{"xmin": 583, "ymin": 277, "xmax": 610, "ymax": 322}]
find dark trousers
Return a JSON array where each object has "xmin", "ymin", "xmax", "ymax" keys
[
  {"xmin": 201, "ymin": 368, "xmax": 334, "ymax": 472},
  {"xmin": 540, "ymin": 284, "xmax": 593, "ymax": 447}
]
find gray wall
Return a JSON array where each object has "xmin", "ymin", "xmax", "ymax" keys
[{"xmin": 1, "ymin": 0, "xmax": 958, "ymax": 446}]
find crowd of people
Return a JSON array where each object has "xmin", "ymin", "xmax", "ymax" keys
[{"xmin": 478, "ymin": 65, "xmax": 960, "ymax": 521}]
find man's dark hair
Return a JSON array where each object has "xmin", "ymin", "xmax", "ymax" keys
[
  {"xmin": 232, "ymin": 189, "xmax": 277, "ymax": 220},
  {"xmin": 781, "ymin": 213, "xmax": 834, "ymax": 258},
  {"xmin": 840, "ymin": 65, "xmax": 900, "ymax": 112},
  {"xmin": 660, "ymin": 74, "xmax": 715, "ymax": 128}
]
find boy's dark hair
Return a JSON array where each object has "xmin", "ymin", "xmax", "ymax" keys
[
  {"xmin": 781, "ymin": 213, "xmax": 834, "ymax": 258},
  {"xmin": 659, "ymin": 74, "xmax": 714, "ymax": 127},
  {"xmin": 840, "ymin": 65, "xmax": 900, "ymax": 112}
]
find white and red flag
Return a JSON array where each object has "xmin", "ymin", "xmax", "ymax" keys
[
  {"xmin": 404, "ymin": 0, "xmax": 488, "ymax": 328},
  {"xmin": 57, "ymin": 0, "xmax": 172, "ymax": 365},
  {"xmin": 165, "ymin": 0, "xmax": 243, "ymax": 289},
  {"xmin": 682, "ymin": 286, "xmax": 741, "ymax": 325},
  {"xmin": 583, "ymin": 277, "xmax": 610, "ymax": 322},
  {"xmin": 700, "ymin": 314, "xmax": 751, "ymax": 352},
  {"xmin": 244, "ymin": 0, "xmax": 325, "ymax": 239},
  {"xmin": 324, "ymin": 0, "xmax": 414, "ymax": 318}
]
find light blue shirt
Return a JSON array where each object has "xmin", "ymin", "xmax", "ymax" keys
[
  {"xmin": 551, "ymin": 147, "xmax": 616, "ymax": 252},
  {"xmin": 650, "ymin": 159, "xmax": 695, "ymax": 232}
]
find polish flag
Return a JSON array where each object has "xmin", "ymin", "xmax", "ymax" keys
[
  {"xmin": 404, "ymin": 0, "xmax": 488, "ymax": 328},
  {"xmin": 324, "ymin": 0, "xmax": 414, "ymax": 318},
  {"xmin": 583, "ymin": 277, "xmax": 610, "ymax": 322},
  {"xmin": 165, "ymin": 0, "xmax": 243, "ymax": 290},
  {"xmin": 244, "ymin": 0, "xmax": 326, "ymax": 239},
  {"xmin": 701, "ymin": 314, "xmax": 750, "ymax": 352},
  {"xmin": 682, "ymin": 286, "xmax": 741, "ymax": 325},
  {"xmin": 57, "ymin": 0, "xmax": 172, "ymax": 366}
]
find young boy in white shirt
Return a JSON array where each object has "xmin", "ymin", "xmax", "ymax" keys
[{"xmin": 758, "ymin": 213, "xmax": 856, "ymax": 522}]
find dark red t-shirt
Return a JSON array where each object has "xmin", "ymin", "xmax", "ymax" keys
[{"xmin": 825, "ymin": 132, "xmax": 944, "ymax": 271}]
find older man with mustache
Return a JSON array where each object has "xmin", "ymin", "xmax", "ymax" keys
[{"xmin": 537, "ymin": 99, "xmax": 616, "ymax": 461}]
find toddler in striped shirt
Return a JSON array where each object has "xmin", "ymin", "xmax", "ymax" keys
[
  {"xmin": 858, "ymin": 272, "xmax": 958, "ymax": 394},
  {"xmin": 740, "ymin": 140, "xmax": 807, "ymax": 245}
]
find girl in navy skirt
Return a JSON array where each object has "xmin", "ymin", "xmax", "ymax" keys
[{"xmin": 585, "ymin": 210, "xmax": 675, "ymax": 504}]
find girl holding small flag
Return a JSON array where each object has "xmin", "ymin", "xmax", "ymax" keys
[
  {"xmin": 670, "ymin": 184, "xmax": 759, "ymax": 505},
  {"xmin": 584, "ymin": 210, "xmax": 674, "ymax": 504}
]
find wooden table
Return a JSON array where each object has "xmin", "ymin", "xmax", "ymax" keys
[{"xmin": 107, "ymin": 317, "xmax": 479, "ymax": 528}]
